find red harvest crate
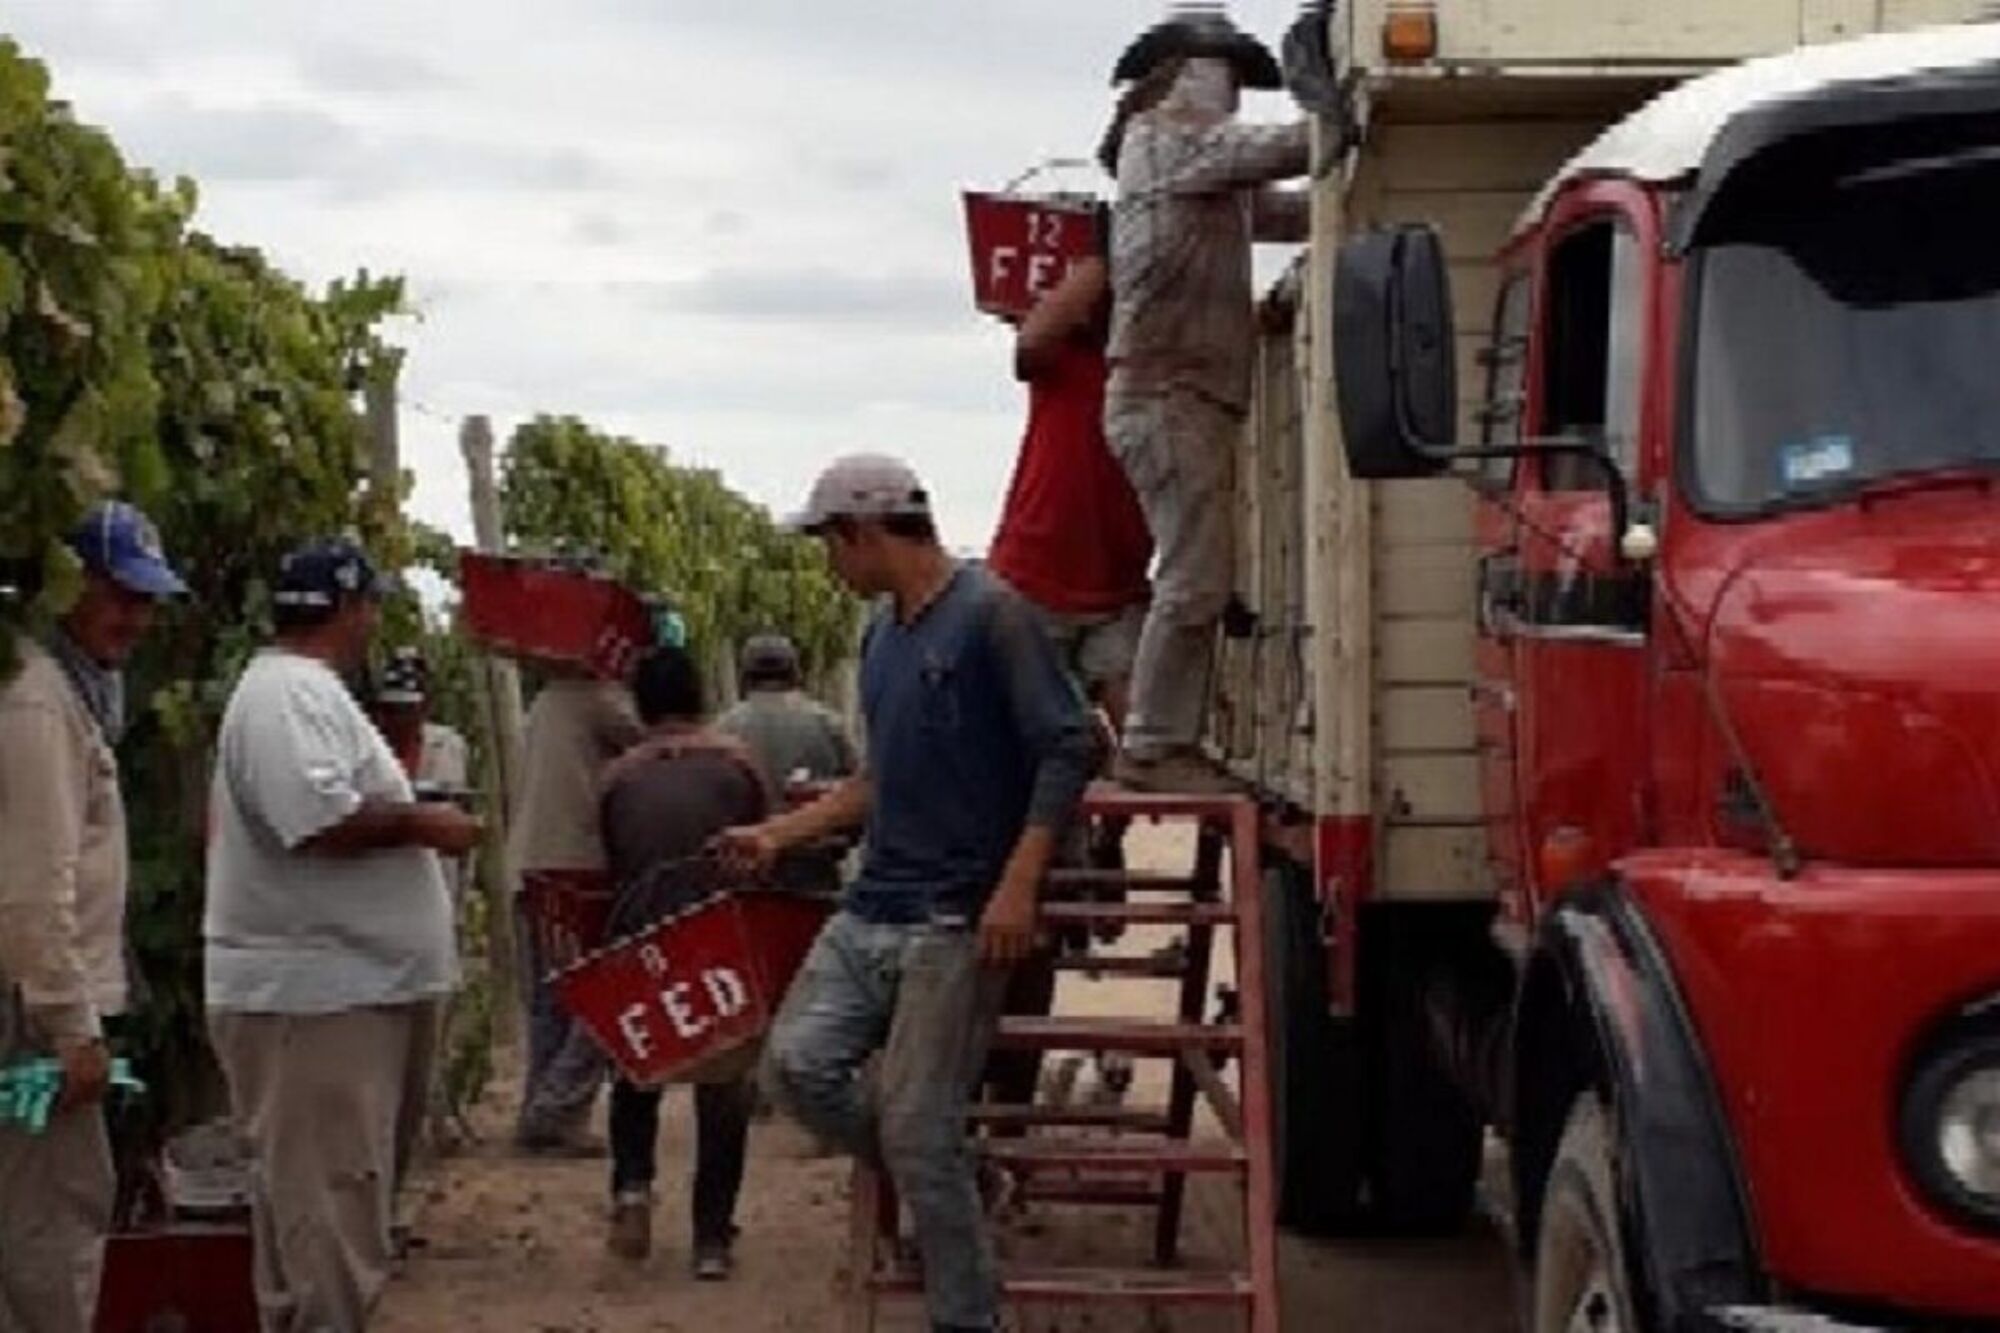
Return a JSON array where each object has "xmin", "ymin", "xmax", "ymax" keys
[
  {"xmin": 95, "ymin": 1228, "xmax": 257, "ymax": 1333},
  {"xmin": 521, "ymin": 869, "xmax": 615, "ymax": 973},
  {"xmin": 459, "ymin": 550, "xmax": 651, "ymax": 680},
  {"xmin": 554, "ymin": 890, "xmax": 831, "ymax": 1086},
  {"xmin": 962, "ymin": 191, "xmax": 1102, "ymax": 320}
]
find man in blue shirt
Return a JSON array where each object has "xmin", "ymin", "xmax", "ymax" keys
[{"xmin": 721, "ymin": 455, "xmax": 1098, "ymax": 1333}]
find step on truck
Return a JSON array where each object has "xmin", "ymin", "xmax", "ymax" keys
[{"xmin": 1222, "ymin": 2, "xmax": 2000, "ymax": 1327}]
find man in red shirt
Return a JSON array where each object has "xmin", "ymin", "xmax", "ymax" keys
[{"xmin": 987, "ymin": 251, "xmax": 1154, "ymax": 732}]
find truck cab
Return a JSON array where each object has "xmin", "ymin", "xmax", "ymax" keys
[{"xmin": 1236, "ymin": 6, "xmax": 2000, "ymax": 1329}]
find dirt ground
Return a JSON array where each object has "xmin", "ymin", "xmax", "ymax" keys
[{"xmin": 377, "ymin": 826, "xmax": 1518, "ymax": 1332}]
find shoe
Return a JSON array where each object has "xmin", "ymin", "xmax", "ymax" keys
[
  {"xmin": 608, "ymin": 1190, "xmax": 652, "ymax": 1261},
  {"xmin": 1110, "ymin": 750, "xmax": 1242, "ymax": 796},
  {"xmin": 515, "ymin": 1126, "xmax": 606, "ymax": 1158},
  {"xmin": 692, "ymin": 1240, "xmax": 734, "ymax": 1281}
]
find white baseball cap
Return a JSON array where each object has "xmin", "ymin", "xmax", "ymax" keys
[{"xmin": 786, "ymin": 454, "xmax": 932, "ymax": 534}]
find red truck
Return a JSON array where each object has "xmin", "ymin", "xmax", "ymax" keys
[{"xmin": 1225, "ymin": 5, "xmax": 2000, "ymax": 1328}]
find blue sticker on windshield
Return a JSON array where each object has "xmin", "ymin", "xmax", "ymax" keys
[{"xmin": 1778, "ymin": 435, "xmax": 1856, "ymax": 489}]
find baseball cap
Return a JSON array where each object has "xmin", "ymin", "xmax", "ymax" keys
[
  {"xmin": 740, "ymin": 633, "xmax": 801, "ymax": 681},
  {"xmin": 273, "ymin": 537, "xmax": 392, "ymax": 611},
  {"xmin": 786, "ymin": 455, "xmax": 932, "ymax": 534},
  {"xmin": 66, "ymin": 501, "xmax": 187, "ymax": 598},
  {"xmin": 375, "ymin": 646, "xmax": 429, "ymax": 705}
]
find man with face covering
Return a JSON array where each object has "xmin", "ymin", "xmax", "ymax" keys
[{"xmin": 1101, "ymin": 7, "xmax": 1310, "ymax": 793}]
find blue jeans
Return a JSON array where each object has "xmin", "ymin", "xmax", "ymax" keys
[
  {"xmin": 764, "ymin": 911, "xmax": 1006, "ymax": 1331},
  {"xmin": 514, "ymin": 896, "xmax": 605, "ymax": 1141}
]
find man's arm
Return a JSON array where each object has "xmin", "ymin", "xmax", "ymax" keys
[
  {"xmin": 300, "ymin": 800, "xmax": 481, "ymax": 857},
  {"xmin": 1149, "ymin": 119, "xmax": 1311, "ymax": 195},
  {"xmin": 0, "ymin": 702, "xmax": 99, "ymax": 1045},
  {"xmin": 976, "ymin": 595, "xmax": 1105, "ymax": 965},
  {"xmin": 1015, "ymin": 258, "xmax": 1109, "ymax": 382},
  {"xmin": 716, "ymin": 772, "xmax": 870, "ymax": 871},
  {"xmin": 1253, "ymin": 187, "xmax": 1310, "ymax": 243}
]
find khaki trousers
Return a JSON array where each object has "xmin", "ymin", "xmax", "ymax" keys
[
  {"xmin": 0, "ymin": 1108, "xmax": 113, "ymax": 1333},
  {"xmin": 210, "ymin": 1002, "xmax": 438, "ymax": 1333}
]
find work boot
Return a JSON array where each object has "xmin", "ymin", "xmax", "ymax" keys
[
  {"xmin": 1111, "ymin": 749, "xmax": 1242, "ymax": 796},
  {"xmin": 608, "ymin": 1189, "xmax": 652, "ymax": 1261}
]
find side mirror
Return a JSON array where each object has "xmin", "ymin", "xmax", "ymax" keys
[{"xmin": 1333, "ymin": 224, "xmax": 1457, "ymax": 480}]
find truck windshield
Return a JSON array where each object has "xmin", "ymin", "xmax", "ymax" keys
[{"xmin": 1689, "ymin": 149, "xmax": 2000, "ymax": 512}]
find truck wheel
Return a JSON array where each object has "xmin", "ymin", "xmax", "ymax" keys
[
  {"xmin": 1531, "ymin": 1093, "xmax": 1639, "ymax": 1333},
  {"xmin": 1365, "ymin": 944, "xmax": 1483, "ymax": 1233},
  {"xmin": 1263, "ymin": 863, "xmax": 1366, "ymax": 1233}
]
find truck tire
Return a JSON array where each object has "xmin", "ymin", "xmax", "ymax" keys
[
  {"xmin": 1263, "ymin": 863, "xmax": 1367, "ymax": 1234},
  {"xmin": 1531, "ymin": 1093, "xmax": 1639, "ymax": 1333},
  {"xmin": 1364, "ymin": 941, "xmax": 1484, "ymax": 1233}
]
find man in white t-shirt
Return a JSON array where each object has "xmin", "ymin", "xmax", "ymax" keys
[{"xmin": 205, "ymin": 539, "xmax": 481, "ymax": 1333}]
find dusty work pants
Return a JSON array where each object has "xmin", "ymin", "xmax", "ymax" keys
[
  {"xmin": 513, "ymin": 897, "xmax": 605, "ymax": 1142},
  {"xmin": 211, "ymin": 1001, "xmax": 438, "ymax": 1333},
  {"xmin": 0, "ymin": 996, "xmax": 113, "ymax": 1333},
  {"xmin": 764, "ymin": 912, "xmax": 1006, "ymax": 1331},
  {"xmin": 1105, "ymin": 382, "xmax": 1240, "ymax": 759}
]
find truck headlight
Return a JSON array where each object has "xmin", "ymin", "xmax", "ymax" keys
[{"xmin": 1901, "ymin": 1024, "xmax": 2000, "ymax": 1229}]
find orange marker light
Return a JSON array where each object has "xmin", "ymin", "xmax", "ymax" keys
[
  {"xmin": 1382, "ymin": 2, "xmax": 1439, "ymax": 63},
  {"xmin": 1538, "ymin": 825, "xmax": 1601, "ymax": 894}
]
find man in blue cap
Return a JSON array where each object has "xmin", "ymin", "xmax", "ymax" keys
[
  {"xmin": 205, "ymin": 537, "xmax": 479, "ymax": 1332},
  {"xmin": 0, "ymin": 500, "xmax": 184, "ymax": 1333}
]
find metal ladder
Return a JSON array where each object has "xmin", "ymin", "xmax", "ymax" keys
[{"xmin": 844, "ymin": 790, "xmax": 1278, "ymax": 1332}]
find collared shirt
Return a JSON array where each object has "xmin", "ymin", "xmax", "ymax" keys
[
  {"xmin": 0, "ymin": 641, "xmax": 128, "ymax": 1043},
  {"xmin": 204, "ymin": 649, "xmax": 458, "ymax": 1014},
  {"xmin": 847, "ymin": 565, "xmax": 1099, "ymax": 924},
  {"xmin": 1108, "ymin": 61, "xmax": 1309, "ymax": 412}
]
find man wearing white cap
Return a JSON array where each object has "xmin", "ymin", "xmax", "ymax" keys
[
  {"xmin": 721, "ymin": 455, "xmax": 1098, "ymax": 1333},
  {"xmin": 0, "ymin": 500, "xmax": 185, "ymax": 1333}
]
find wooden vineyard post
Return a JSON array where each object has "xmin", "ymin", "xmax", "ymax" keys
[{"xmin": 462, "ymin": 414, "xmax": 527, "ymax": 1042}]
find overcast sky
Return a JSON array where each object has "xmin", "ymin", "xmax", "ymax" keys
[{"xmin": 7, "ymin": 1, "xmax": 1307, "ymax": 551}]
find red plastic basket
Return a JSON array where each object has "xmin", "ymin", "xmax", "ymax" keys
[
  {"xmin": 95, "ymin": 1228, "xmax": 257, "ymax": 1333},
  {"xmin": 962, "ymin": 189, "xmax": 1102, "ymax": 320},
  {"xmin": 554, "ymin": 890, "xmax": 831, "ymax": 1086},
  {"xmin": 459, "ymin": 551, "xmax": 650, "ymax": 680},
  {"xmin": 520, "ymin": 870, "xmax": 615, "ymax": 972}
]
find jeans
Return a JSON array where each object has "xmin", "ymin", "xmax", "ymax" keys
[
  {"xmin": 513, "ymin": 896, "xmax": 605, "ymax": 1141},
  {"xmin": 1105, "ymin": 383, "xmax": 1239, "ymax": 758},
  {"xmin": 607, "ymin": 1078, "xmax": 752, "ymax": 1247},
  {"xmin": 764, "ymin": 911, "xmax": 1007, "ymax": 1331}
]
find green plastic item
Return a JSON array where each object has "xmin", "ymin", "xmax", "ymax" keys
[{"xmin": 0, "ymin": 1057, "xmax": 144, "ymax": 1134}]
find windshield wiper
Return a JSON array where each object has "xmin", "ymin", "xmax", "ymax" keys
[{"xmin": 1850, "ymin": 464, "xmax": 2000, "ymax": 509}]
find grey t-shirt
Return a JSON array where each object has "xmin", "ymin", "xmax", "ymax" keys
[
  {"xmin": 716, "ymin": 690, "xmax": 856, "ymax": 792},
  {"xmin": 204, "ymin": 649, "xmax": 458, "ymax": 1014}
]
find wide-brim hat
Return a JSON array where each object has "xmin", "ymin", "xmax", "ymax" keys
[{"xmin": 1112, "ymin": 7, "xmax": 1283, "ymax": 90}]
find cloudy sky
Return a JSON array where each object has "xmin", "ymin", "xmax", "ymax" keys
[{"xmin": 7, "ymin": 0, "xmax": 1307, "ymax": 550}]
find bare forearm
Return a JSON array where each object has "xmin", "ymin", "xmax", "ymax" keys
[
  {"xmin": 999, "ymin": 825, "xmax": 1057, "ymax": 900},
  {"xmin": 300, "ymin": 800, "xmax": 433, "ymax": 856},
  {"xmin": 767, "ymin": 774, "xmax": 870, "ymax": 850}
]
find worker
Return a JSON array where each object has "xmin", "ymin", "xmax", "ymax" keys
[
  {"xmin": 370, "ymin": 647, "xmax": 469, "ymax": 799},
  {"xmin": 597, "ymin": 644, "xmax": 769, "ymax": 1278},
  {"xmin": 205, "ymin": 538, "xmax": 479, "ymax": 1333},
  {"xmin": 1100, "ymin": 8, "xmax": 1309, "ymax": 793},
  {"xmin": 989, "ymin": 247, "xmax": 1153, "ymax": 738},
  {"xmin": 722, "ymin": 455, "xmax": 1099, "ymax": 1333},
  {"xmin": 0, "ymin": 501, "xmax": 184, "ymax": 1333},
  {"xmin": 716, "ymin": 633, "xmax": 855, "ymax": 798},
  {"xmin": 984, "ymin": 248, "xmax": 1150, "ymax": 1123},
  {"xmin": 509, "ymin": 661, "xmax": 642, "ymax": 1154}
]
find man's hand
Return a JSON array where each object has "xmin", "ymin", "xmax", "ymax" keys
[
  {"xmin": 413, "ymin": 805, "xmax": 483, "ymax": 857},
  {"xmin": 55, "ymin": 1039, "xmax": 111, "ymax": 1112},
  {"xmin": 713, "ymin": 823, "xmax": 782, "ymax": 876},
  {"xmin": 978, "ymin": 877, "xmax": 1041, "ymax": 968}
]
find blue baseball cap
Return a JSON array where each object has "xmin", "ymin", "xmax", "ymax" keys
[
  {"xmin": 66, "ymin": 501, "xmax": 186, "ymax": 598},
  {"xmin": 273, "ymin": 537, "xmax": 393, "ymax": 612}
]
